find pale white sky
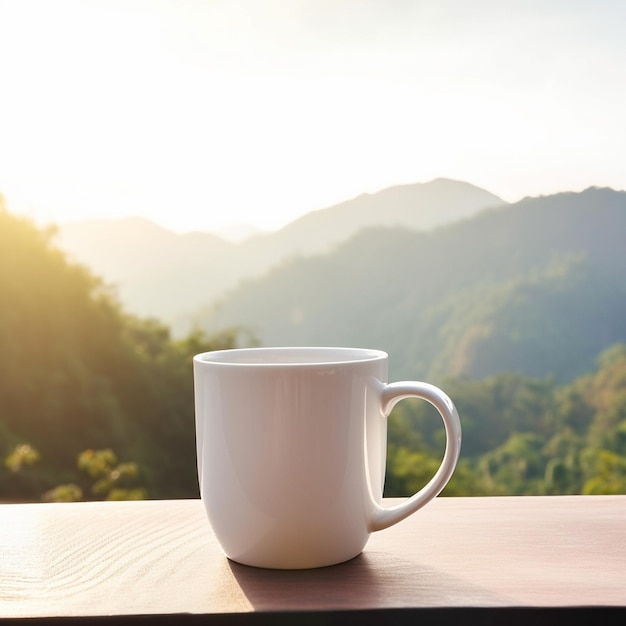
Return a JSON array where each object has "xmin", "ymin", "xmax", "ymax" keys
[{"xmin": 1, "ymin": 0, "xmax": 625, "ymax": 234}]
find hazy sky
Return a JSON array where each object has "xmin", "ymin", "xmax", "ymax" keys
[{"xmin": 1, "ymin": 0, "xmax": 625, "ymax": 234}]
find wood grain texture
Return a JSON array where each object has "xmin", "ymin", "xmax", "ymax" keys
[{"xmin": 1, "ymin": 496, "xmax": 625, "ymax": 620}]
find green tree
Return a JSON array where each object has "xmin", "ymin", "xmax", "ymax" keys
[
  {"xmin": 4, "ymin": 444, "xmax": 40, "ymax": 473},
  {"xmin": 43, "ymin": 448, "xmax": 147, "ymax": 502},
  {"xmin": 581, "ymin": 449, "xmax": 626, "ymax": 495},
  {"xmin": 0, "ymin": 206, "xmax": 249, "ymax": 502}
]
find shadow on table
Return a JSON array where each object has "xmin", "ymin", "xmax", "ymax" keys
[{"xmin": 227, "ymin": 549, "xmax": 506, "ymax": 612}]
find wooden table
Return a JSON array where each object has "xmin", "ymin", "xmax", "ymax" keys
[{"xmin": 1, "ymin": 496, "xmax": 625, "ymax": 624}]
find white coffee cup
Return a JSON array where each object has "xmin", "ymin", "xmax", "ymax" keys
[{"xmin": 193, "ymin": 347, "xmax": 461, "ymax": 569}]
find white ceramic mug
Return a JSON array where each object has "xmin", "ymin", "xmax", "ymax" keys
[{"xmin": 193, "ymin": 347, "xmax": 461, "ymax": 569}]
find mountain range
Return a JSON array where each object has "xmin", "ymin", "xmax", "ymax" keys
[
  {"xmin": 54, "ymin": 179, "xmax": 626, "ymax": 384},
  {"xmin": 198, "ymin": 186, "xmax": 626, "ymax": 383},
  {"xmin": 56, "ymin": 178, "xmax": 505, "ymax": 327}
]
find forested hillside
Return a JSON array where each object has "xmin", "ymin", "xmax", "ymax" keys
[
  {"xmin": 2, "ymin": 197, "xmax": 625, "ymax": 501},
  {"xmin": 0, "ymin": 204, "xmax": 242, "ymax": 501},
  {"xmin": 396, "ymin": 344, "xmax": 626, "ymax": 497},
  {"xmin": 200, "ymin": 187, "xmax": 626, "ymax": 383}
]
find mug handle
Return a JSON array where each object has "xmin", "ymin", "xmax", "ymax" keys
[{"xmin": 369, "ymin": 381, "xmax": 462, "ymax": 532}]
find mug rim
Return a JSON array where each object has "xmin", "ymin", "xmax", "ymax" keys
[{"xmin": 193, "ymin": 346, "xmax": 388, "ymax": 367}]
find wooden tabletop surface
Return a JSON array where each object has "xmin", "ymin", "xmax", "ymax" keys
[{"xmin": 1, "ymin": 496, "xmax": 625, "ymax": 623}]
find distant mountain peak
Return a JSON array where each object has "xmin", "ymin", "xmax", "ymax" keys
[
  {"xmin": 213, "ymin": 223, "xmax": 265, "ymax": 243},
  {"xmin": 55, "ymin": 178, "xmax": 508, "ymax": 325}
]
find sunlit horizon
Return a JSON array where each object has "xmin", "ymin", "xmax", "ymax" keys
[{"xmin": 1, "ymin": 0, "xmax": 626, "ymax": 235}]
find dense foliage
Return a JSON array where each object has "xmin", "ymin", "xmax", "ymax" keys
[
  {"xmin": 386, "ymin": 344, "xmax": 626, "ymax": 496},
  {"xmin": 1, "ymin": 200, "xmax": 625, "ymax": 501},
  {"xmin": 0, "ymin": 203, "xmax": 243, "ymax": 501}
]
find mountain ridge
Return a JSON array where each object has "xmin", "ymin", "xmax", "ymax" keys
[
  {"xmin": 55, "ymin": 178, "xmax": 505, "ymax": 324},
  {"xmin": 198, "ymin": 185, "xmax": 626, "ymax": 383}
]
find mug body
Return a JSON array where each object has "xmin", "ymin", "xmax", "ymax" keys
[{"xmin": 193, "ymin": 347, "xmax": 388, "ymax": 569}]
